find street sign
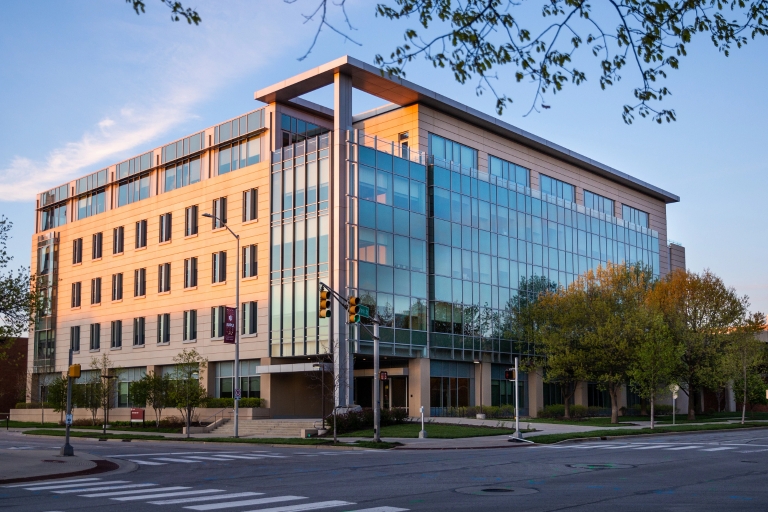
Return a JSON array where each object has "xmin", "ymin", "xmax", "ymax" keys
[
  {"xmin": 672, "ymin": 392, "xmax": 678, "ymax": 400},
  {"xmin": 65, "ymin": 414, "xmax": 73, "ymax": 426},
  {"xmin": 669, "ymin": 384, "xmax": 679, "ymax": 393},
  {"xmin": 379, "ymin": 371, "xmax": 388, "ymax": 380},
  {"xmin": 505, "ymin": 369, "xmax": 516, "ymax": 381},
  {"xmin": 130, "ymin": 408, "xmax": 145, "ymax": 423},
  {"xmin": 359, "ymin": 305, "xmax": 370, "ymax": 318},
  {"xmin": 224, "ymin": 307, "xmax": 236, "ymax": 343},
  {"xmin": 235, "ymin": 388, "xmax": 242, "ymax": 400}
]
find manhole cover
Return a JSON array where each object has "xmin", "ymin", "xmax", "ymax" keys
[
  {"xmin": 455, "ymin": 485, "xmax": 539, "ymax": 496},
  {"xmin": 568, "ymin": 463, "xmax": 634, "ymax": 470}
]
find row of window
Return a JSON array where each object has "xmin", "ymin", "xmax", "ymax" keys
[
  {"xmin": 71, "ymin": 191, "xmax": 259, "ymax": 266},
  {"xmin": 68, "ymin": 303, "xmax": 258, "ymax": 351},
  {"xmin": 70, "ymin": 246, "xmax": 257, "ymax": 306}
]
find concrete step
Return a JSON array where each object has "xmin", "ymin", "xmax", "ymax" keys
[{"xmin": 209, "ymin": 419, "xmax": 320, "ymax": 438}]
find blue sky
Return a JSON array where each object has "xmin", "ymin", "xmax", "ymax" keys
[{"xmin": 1, "ymin": 1, "xmax": 766, "ymax": 313}]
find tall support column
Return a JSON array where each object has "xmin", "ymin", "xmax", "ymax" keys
[{"xmin": 332, "ymin": 72, "xmax": 353, "ymax": 407}]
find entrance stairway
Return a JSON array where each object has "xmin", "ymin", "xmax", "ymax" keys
[{"xmin": 209, "ymin": 419, "xmax": 320, "ymax": 438}]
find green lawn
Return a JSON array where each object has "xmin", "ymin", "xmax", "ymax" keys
[
  {"xmin": 4, "ymin": 420, "xmax": 61, "ymax": 428},
  {"xmin": 530, "ymin": 422, "xmax": 768, "ymax": 444},
  {"xmin": 339, "ymin": 423, "xmax": 517, "ymax": 439},
  {"xmin": 526, "ymin": 417, "xmax": 641, "ymax": 427}
]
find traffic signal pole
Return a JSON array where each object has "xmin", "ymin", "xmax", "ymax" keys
[{"xmin": 60, "ymin": 349, "xmax": 75, "ymax": 456}]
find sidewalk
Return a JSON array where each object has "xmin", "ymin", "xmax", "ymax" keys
[{"xmin": 0, "ymin": 446, "xmax": 118, "ymax": 484}]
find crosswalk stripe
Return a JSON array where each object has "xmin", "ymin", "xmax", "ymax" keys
[
  {"xmin": 129, "ymin": 459, "xmax": 167, "ymax": 465},
  {"xmin": 18, "ymin": 478, "xmax": 109, "ymax": 491},
  {"xmin": 208, "ymin": 455, "xmax": 267, "ymax": 460},
  {"xmin": 245, "ymin": 501, "xmax": 355, "ymax": 512},
  {"xmin": 152, "ymin": 457, "xmax": 202, "ymax": 463},
  {"xmin": 148, "ymin": 492, "xmax": 264, "ymax": 505},
  {"xmin": 348, "ymin": 507, "xmax": 409, "ymax": 512},
  {"xmin": 80, "ymin": 486, "xmax": 191, "ymax": 497},
  {"xmin": 103, "ymin": 451, "xmax": 211, "ymax": 457},
  {"xmin": 5, "ymin": 478, "xmax": 102, "ymax": 488},
  {"xmin": 665, "ymin": 446, "xmax": 702, "ymax": 451},
  {"xmin": 184, "ymin": 456, "xmax": 244, "ymax": 461},
  {"xmin": 23, "ymin": 480, "xmax": 128, "ymax": 491},
  {"xmin": 185, "ymin": 495, "xmax": 306, "ymax": 510},
  {"xmin": 112, "ymin": 489, "xmax": 225, "ymax": 501},
  {"xmin": 632, "ymin": 445, "xmax": 674, "ymax": 450},
  {"xmin": 54, "ymin": 483, "xmax": 156, "ymax": 494},
  {"xmin": 701, "ymin": 447, "xmax": 735, "ymax": 452},
  {"xmin": 594, "ymin": 445, "xmax": 630, "ymax": 449}
]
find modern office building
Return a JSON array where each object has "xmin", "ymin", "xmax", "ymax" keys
[{"xmin": 29, "ymin": 56, "xmax": 680, "ymax": 418}]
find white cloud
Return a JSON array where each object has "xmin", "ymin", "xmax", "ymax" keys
[{"xmin": 0, "ymin": 5, "xmax": 281, "ymax": 201}]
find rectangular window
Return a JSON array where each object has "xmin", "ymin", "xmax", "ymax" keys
[
  {"xmin": 92, "ymin": 232, "xmax": 103, "ymax": 259},
  {"xmin": 133, "ymin": 317, "xmax": 145, "ymax": 346},
  {"xmin": 76, "ymin": 190, "xmax": 106, "ymax": 220},
  {"xmin": 111, "ymin": 320, "xmax": 122, "ymax": 348},
  {"xmin": 211, "ymin": 306, "xmax": 225, "ymax": 337},
  {"xmin": 134, "ymin": 268, "xmax": 146, "ymax": 297},
  {"xmin": 622, "ymin": 205, "xmax": 649, "ymax": 228},
  {"xmin": 243, "ymin": 244, "xmax": 257, "ymax": 278},
  {"xmin": 159, "ymin": 213, "xmax": 172, "ymax": 243},
  {"xmin": 183, "ymin": 310, "xmax": 197, "ymax": 341},
  {"xmin": 428, "ymin": 133, "xmax": 478, "ymax": 169},
  {"xmin": 540, "ymin": 174, "xmax": 576, "ymax": 203},
  {"xmin": 117, "ymin": 172, "xmax": 151, "ymax": 207},
  {"xmin": 242, "ymin": 301, "xmax": 257, "ymax": 335},
  {"xmin": 90, "ymin": 277, "xmax": 101, "ymax": 304},
  {"xmin": 89, "ymin": 323, "xmax": 100, "ymax": 351},
  {"xmin": 112, "ymin": 273, "xmax": 123, "ymax": 301},
  {"xmin": 71, "ymin": 282, "xmax": 81, "ymax": 308},
  {"xmin": 164, "ymin": 157, "xmax": 202, "ymax": 192},
  {"xmin": 584, "ymin": 190, "xmax": 615, "ymax": 216},
  {"xmin": 73, "ymin": 238, "xmax": 83, "ymax": 264},
  {"xmin": 184, "ymin": 257, "xmax": 198, "ymax": 288},
  {"xmin": 70, "ymin": 325, "xmax": 80, "ymax": 352},
  {"xmin": 212, "ymin": 251, "xmax": 227, "ymax": 283},
  {"xmin": 157, "ymin": 313, "xmax": 170, "ymax": 344},
  {"xmin": 488, "ymin": 155, "xmax": 530, "ymax": 187},
  {"xmin": 113, "ymin": 226, "xmax": 124, "ymax": 254},
  {"xmin": 158, "ymin": 262, "xmax": 171, "ymax": 293},
  {"xmin": 185, "ymin": 205, "xmax": 198, "ymax": 236},
  {"xmin": 135, "ymin": 219, "xmax": 147, "ymax": 248},
  {"xmin": 212, "ymin": 197, "xmax": 227, "ymax": 228},
  {"xmin": 243, "ymin": 188, "xmax": 258, "ymax": 222}
]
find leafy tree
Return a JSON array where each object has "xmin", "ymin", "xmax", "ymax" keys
[
  {"xmin": 90, "ymin": 353, "xmax": 120, "ymax": 428},
  {"xmin": 129, "ymin": 371, "xmax": 172, "ymax": 427},
  {"xmin": 628, "ymin": 310, "xmax": 680, "ymax": 428},
  {"xmin": 582, "ymin": 263, "xmax": 656, "ymax": 424},
  {"xmin": 649, "ymin": 269, "xmax": 748, "ymax": 421},
  {"xmin": 532, "ymin": 279, "xmax": 590, "ymax": 419},
  {"xmin": 170, "ymin": 349, "xmax": 208, "ymax": 426},
  {"xmin": 76, "ymin": 374, "xmax": 103, "ymax": 426},
  {"xmin": 125, "ymin": 0, "xmax": 200, "ymax": 24},
  {"xmin": 46, "ymin": 376, "xmax": 69, "ymax": 422},
  {"xmin": 727, "ymin": 312, "xmax": 766, "ymax": 424},
  {"xmin": 0, "ymin": 217, "xmax": 40, "ymax": 361}
]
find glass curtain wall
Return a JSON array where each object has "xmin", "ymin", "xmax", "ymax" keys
[
  {"xmin": 346, "ymin": 131, "xmax": 429, "ymax": 357},
  {"xmin": 270, "ymin": 134, "xmax": 331, "ymax": 357},
  {"xmin": 34, "ymin": 233, "xmax": 58, "ymax": 370}
]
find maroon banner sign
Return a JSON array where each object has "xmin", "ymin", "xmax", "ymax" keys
[{"xmin": 224, "ymin": 306, "xmax": 236, "ymax": 343}]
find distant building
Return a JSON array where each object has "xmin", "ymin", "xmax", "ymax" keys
[
  {"xmin": 29, "ymin": 56, "xmax": 681, "ymax": 418},
  {"xmin": 0, "ymin": 337, "xmax": 28, "ymax": 413},
  {"xmin": 668, "ymin": 242, "xmax": 686, "ymax": 272}
]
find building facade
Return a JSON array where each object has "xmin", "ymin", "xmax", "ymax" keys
[{"xmin": 28, "ymin": 56, "xmax": 680, "ymax": 418}]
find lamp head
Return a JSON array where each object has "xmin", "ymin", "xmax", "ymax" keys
[{"xmin": 202, "ymin": 213, "xmax": 213, "ymax": 218}]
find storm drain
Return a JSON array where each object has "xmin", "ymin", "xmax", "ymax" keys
[
  {"xmin": 568, "ymin": 463, "xmax": 634, "ymax": 470},
  {"xmin": 455, "ymin": 485, "xmax": 539, "ymax": 496}
]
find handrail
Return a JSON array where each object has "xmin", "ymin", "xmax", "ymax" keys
[{"xmin": 199, "ymin": 407, "xmax": 232, "ymax": 426}]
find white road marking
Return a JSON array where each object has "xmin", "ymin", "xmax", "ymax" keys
[
  {"xmin": 183, "ymin": 456, "xmax": 245, "ymax": 461},
  {"xmin": 632, "ymin": 445, "xmax": 674, "ymax": 450},
  {"xmin": 246, "ymin": 501, "xmax": 355, "ymax": 512},
  {"xmin": 129, "ymin": 459, "xmax": 167, "ymax": 465},
  {"xmin": 5, "ymin": 477, "xmax": 102, "ymax": 488},
  {"xmin": 665, "ymin": 446, "xmax": 702, "ymax": 451},
  {"xmin": 79, "ymin": 486, "xmax": 190, "ymax": 497},
  {"xmin": 151, "ymin": 457, "xmax": 202, "ymax": 463},
  {"xmin": 185, "ymin": 495, "xmax": 306, "ymax": 510},
  {"xmin": 24, "ymin": 480, "xmax": 129, "ymax": 491},
  {"xmin": 701, "ymin": 447, "xmax": 736, "ymax": 452},
  {"xmin": 148, "ymin": 492, "xmax": 264, "ymax": 505},
  {"xmin": 55, "ymin": 483, "xmax": 157, "ymax": 494},
  {"xmin": 112, "ymin": 489, "xmax": 225, "ymax": 501},
  {"xmin": 348, "ymin": 507, "xmax": 409, "ymax": 512}
]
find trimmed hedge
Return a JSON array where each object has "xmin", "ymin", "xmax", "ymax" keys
[
  {"xmin": 329, "ymin": 407, "xmax": 409, "ymax": 434},
  {"xmin": 14, "ymin": 402, "xmax": 54, "ymax": 409},
  {"xmin": 203, "ymin": 397, "xmax": 264, "ymax": 408}
]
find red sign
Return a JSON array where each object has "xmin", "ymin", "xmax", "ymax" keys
[
  {"xmin": 224, "ymin": 306, "xmax": 236, "ymax": 343},
  {"xmin": 130, "ymin": 408, "xmax": 145, "ymax": 422},
  {"xmin": 379, "ymin": 371, "xmax": 388, "ymax": 381}
]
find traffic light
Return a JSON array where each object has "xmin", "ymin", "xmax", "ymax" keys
[
  {"xmin": 504, "ymin": 368, "xmax": 516, "ymax": 381},
  {"xmin": 319, "ymin": 289, "xmax": 332, "ymax": 318},
  {"xmin": 348, "ymin": 296, "xmax": 361, "ymax": 323},
  {"xmin": 68, "ymin": 364, "xmax": 81, "ymax": 378}
]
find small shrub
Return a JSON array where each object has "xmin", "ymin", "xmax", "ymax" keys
[
  {"xmin": 203, "ymin": 397, "xmax": 264, "ymax": 408},
  {"xmin": 654, "ymin": 404, "xmax": 673, "ymax": 415},
  {"xmin": 327, "ymin": 407, "xmax": 410, "ymax": 434},
  {"xmin": 539, "ymin": 404, "xmax": 566, "ymax": 418},
  {"xmin": 14, "ymin": 402, "xmax": 53, "ymax": 409}
]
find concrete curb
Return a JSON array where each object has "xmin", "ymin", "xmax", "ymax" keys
[
  {"xmin": 393, "ymin": 442, "xmax": 534, "ymax": 451},
  {"xmin": 0, "ymin": 459, "xmax": 120, "ymax": 485},
  {"xmin": 549, "ymin": 425, "xmax": 768, "ymax": 445}
]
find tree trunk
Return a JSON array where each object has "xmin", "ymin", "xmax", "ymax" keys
[
  {"xmin": 650, "ymin": 391, "xmax": 655, "ymax": 429},
  {"xmin": 687, "ymin": 385, "xmax": 696, "ymax": 421},
  {"xmin": 609, "ymin": 384, "xmax": 619, "ymax": 424}
]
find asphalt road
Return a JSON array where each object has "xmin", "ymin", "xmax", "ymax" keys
[{"xmin": 2, "ymin": 430, "xmax": 768, "ymax": 511}]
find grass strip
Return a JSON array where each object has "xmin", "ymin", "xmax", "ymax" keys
[
  {"xmin": 339, "ymin": 423, "xmax": 517, "ymax": 439},
  {"xmin": 22, "ymin": 429, "xmax": 398, "ymax": 449},
  {"xmin": 530, "ymin": 422, "xmax": 768, "ymax": 444}
]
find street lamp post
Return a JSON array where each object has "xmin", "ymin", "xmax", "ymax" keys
[
  {"xmin": 100, "ymin": 373, "xmax": 116, "ymax": 435},
  {"xmin": 202, "ymin": 212, "xmax": 240, "ymax": 438},
  {"xmin": 474, "ymin": 360, "xmax": 484, "ymax": 419}
]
